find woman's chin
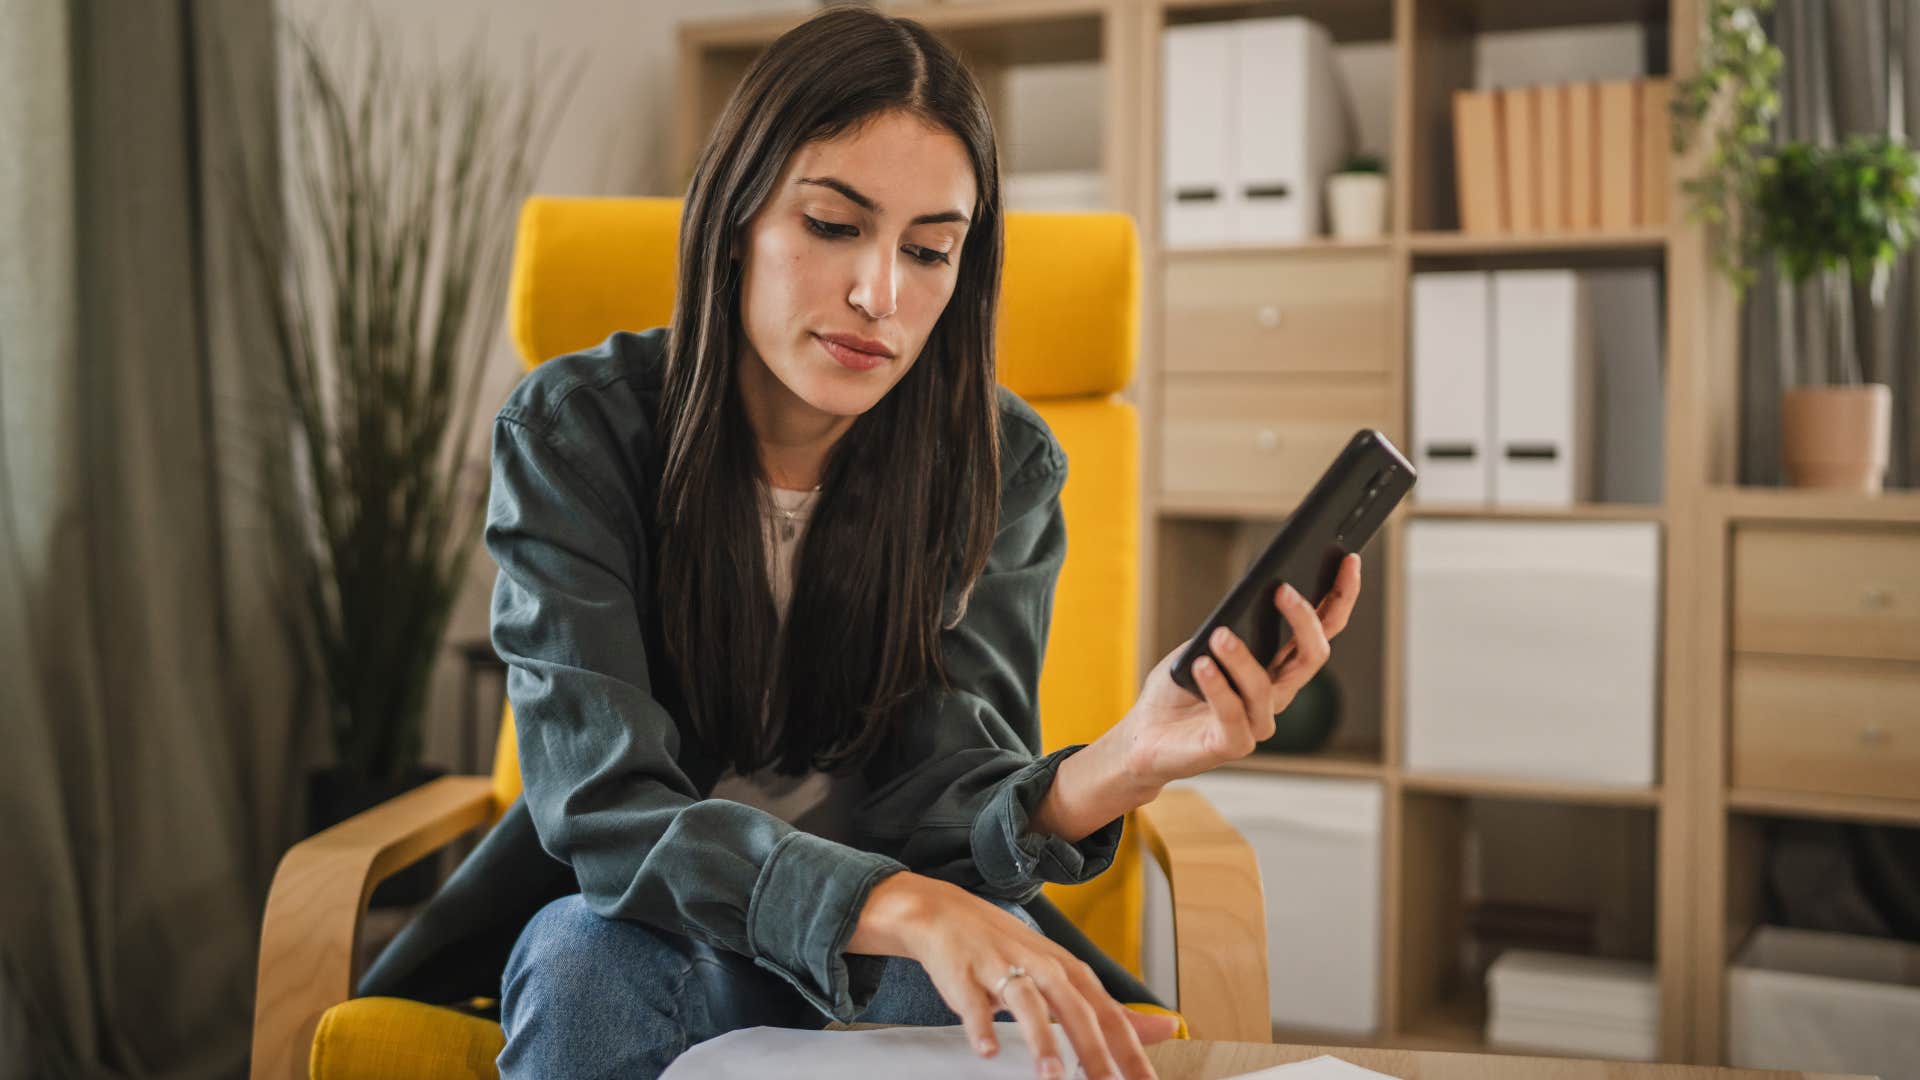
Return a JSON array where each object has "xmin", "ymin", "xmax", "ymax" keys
[
  {"xmin": 820, "ymin": 391, "xmax": 884, "ymax": 419},
  {"xmin": 795, "ymin": 370, "xmax": 890, "ymax": 417}
]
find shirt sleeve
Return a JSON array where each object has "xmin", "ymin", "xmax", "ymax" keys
[
  {"xmin": 855, "ymin": 437, "xmax": 1126, "ymax": 904},
  {"xmin": 486, "ymin": 410, "xmax": 908, "ymax": 1023}
]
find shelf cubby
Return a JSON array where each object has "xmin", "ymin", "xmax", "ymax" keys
[{"xmin": 1395, "ymin": 791, "xmax": 1661, "ymax": 1056}]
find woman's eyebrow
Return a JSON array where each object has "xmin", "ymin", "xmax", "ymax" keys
[{"xmin": 795, "ymin": 176, "xmax": 970, "ymax": 226}]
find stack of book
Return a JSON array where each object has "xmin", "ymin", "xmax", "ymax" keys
[
  {"xmin": 1452, "ymin": 78, "xmax": 1671, "ymax": 235},
  {"xmin": 1486, "ymin": 949, "xmax": 1660, "ymax": 1061}
]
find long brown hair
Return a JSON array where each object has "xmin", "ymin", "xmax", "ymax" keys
[{"xmin": 656, "ymin": 4, "xmax": 1004, "ymax": 777}]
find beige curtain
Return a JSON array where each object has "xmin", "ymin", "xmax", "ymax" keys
[
  {"xmin": 1739, "ymin": 0, "xmax": 1920, "ymax": 487},
  {"xmin": 0, "ymin": 2, "xmax": 311, "ymax": 1076}
]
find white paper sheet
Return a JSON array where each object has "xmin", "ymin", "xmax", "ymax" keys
[
  {"xmin": 660, "ymin": 1022, "xmax": 1082, "ymax": 1079},
  {"xmin": 1228, "ymin": 1055, "xmax": 1401, "ymax": 1079},
  {"xmin": 659, "ymin": 1025, "xmax": 1401, "ymax": 1080}
]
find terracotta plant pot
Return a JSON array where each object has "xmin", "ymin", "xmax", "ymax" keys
[{"xmin": 1780, "ymin": 384, "xmax": 1893, "ymax": 493}]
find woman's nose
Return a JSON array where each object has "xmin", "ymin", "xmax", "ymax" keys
[{"xmin": 848, "ymin": 246, "xmax": 898, "ymax": 320}]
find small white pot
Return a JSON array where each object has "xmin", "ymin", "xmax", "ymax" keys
[{"xmin": 1326, "ymin": 172, "xmax": 1388, "ymax": 240}]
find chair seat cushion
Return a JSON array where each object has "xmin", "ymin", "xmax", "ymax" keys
[
  {"xmin": 311, "ymin": 996, "xmax": 1187, "ymax": 1078},
  {"xmin": 311, "ymin": 997, "xmax": 504, "ymax": 1080}
]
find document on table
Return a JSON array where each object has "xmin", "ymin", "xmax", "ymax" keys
[
  {"xmin": 1232, "ymin": 1056, "xmax": 1401, "ymax": 1079},
  {"xmin": 659, "ymin": 1023, "xmax": 1081, "ymax": 1079},
  {"xmin": 658, "ymin": 1024, "xmax": 1402, "ymax": 1079}
]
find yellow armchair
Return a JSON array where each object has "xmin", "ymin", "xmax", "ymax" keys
[{"xmin": 252, "ymin": 197, "xmax": 1272, "ymax": 1079}]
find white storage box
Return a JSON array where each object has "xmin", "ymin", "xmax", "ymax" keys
[
  {"xmin": 1141, "ymin": 772, "xmax": 1381, "ymax": 1035},
  {"xmin": 1485, "ymin": 949, "xmax": 1658, "ymax": 1061},
  {"xmin": 1729, "ymin": 925, "xmax": 1920, "ymax": 1080},
  {"xmin": 1404, "ymin": 520, "xmax": 1661, "ymax": 787}
]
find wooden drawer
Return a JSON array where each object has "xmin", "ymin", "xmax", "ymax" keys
[
  {"xmin": 1732, "ymin": 526, "xmax": 1920, "ymax": 662},
  {"xmin": 1159, "ymin": 374, "xmax": 1395, "ymax": 509},
  {"xmin": 1161, "ymin": 250, "xmax": 1394, "ymax": 376},
  {"xmin": 1730, "ymin": 654, "xmax": 1920, "ymax": 801}
]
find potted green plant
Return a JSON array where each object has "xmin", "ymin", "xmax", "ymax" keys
[
  {"xmin": 1326, "ymin": 152, "xmax": 1388, "ymax": 240},
  {"xmin": 236, "ymin": 16, "xmax": 572, "ymax": 902},
  {"xmin": 1752, "ymin": 135, "xmax": 1920, "ymax": 492},
  {"xmin": 1671, "ymin": 1, "xmax": 1918, "ymax": 493}
]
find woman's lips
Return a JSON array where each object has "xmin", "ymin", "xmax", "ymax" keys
[{"xmin": 815, "ymin": 333, "xmax": 890, "ymax": 371}]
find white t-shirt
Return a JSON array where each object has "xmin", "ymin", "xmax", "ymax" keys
[{"xmin": 707, "ymin": 482, "xmax": 867, "ymax": 845}]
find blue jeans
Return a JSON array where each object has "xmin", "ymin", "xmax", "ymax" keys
[{"xmin": 497, "ymin": 891, "xmax": 1038, "ymax": 1078}]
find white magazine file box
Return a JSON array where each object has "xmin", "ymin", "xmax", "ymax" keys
[{"xmin": 1142, "ymin": 772, "xmax": 1382, "ymax": 1035}]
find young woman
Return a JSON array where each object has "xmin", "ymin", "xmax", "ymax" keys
[{"xmin": 486, "ymin": 6, "xmax": 1362, "ymax": 1078}]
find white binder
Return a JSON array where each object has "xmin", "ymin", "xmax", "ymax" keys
[
  {"xmin": 1233, "ymin": 17, "xmax": 1348, "ymax": 243},
  {"xmin": 1161, "ymin": 23, "xmax": 1234, "ymax": 247},
  {"xmin": 1411, "ymin": 271, "xmax": 1493, "ymax": 504},
  {"xmin": 1492, "ymin": 269, "xmax": 1595, "ymax": 506},
  {"xmin": 1163, "ymin": 18, "xmax": 1350, "ymax": 247}
]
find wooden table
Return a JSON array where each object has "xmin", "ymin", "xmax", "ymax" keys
[{"xmin": 1140, "ymin": 1040, "xmax": 1873, "ymax": 1080}]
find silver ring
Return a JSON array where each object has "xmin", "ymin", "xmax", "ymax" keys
[{"xmin": 990, "ymin": 965, "xmax": 1033, "ymax": 1001}]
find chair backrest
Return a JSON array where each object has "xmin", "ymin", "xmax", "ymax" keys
[{"xmin": 492, "ymin": 196, "xmax": 1144, "ymax": 975}]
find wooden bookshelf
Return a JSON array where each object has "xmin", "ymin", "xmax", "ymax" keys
[
  {"xmin": 1222, "ymin": 749, "xmax": 1387, "ymax": 781},
  {"xmin": 1726, "ymin": 788, "xmax": 1920, "ymax": 830},
  {"xmin": 1400, "ymin": 771, "xmax": 1663, "ymax": 809},
  {"xmin": 1405, "ymin": 225, "xmax": 1668, "ymax": 256},
  {"xmin": 1405, "ymin": 501, "xmax": 1666, "ymax": 523},
  {"xmin": 676, "ymin": 0, "xmax": 1920, "ymax": 1069}
]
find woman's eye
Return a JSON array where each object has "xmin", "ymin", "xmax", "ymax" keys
[
  {"xmin": 803, "ymin": 216, "xmax": 951, "ymax": 267},
  {"xmin": 803, "ymin": 215, "xmax": 856, "ymax": 239}
]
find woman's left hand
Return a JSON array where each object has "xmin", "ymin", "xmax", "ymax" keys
[{"xmin": 1117, "ymin": 554, "xmax": 1362, "ymax": 789}]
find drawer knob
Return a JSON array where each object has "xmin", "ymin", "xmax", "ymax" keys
[
  {"xmin": 1256, "ymin": 305, "xmax": 1283, "ymax": 328},
  {"xmin": 1861, "ymin": 726, "xmax": 1890, "ymax": 746},
  {"xmin": 1861, "ymin": 586, "xmax": 1894, "ymax": 611},
  {"xmin": 1255, "ymin": 428, "xmax": 1280, "ymax": 452}
]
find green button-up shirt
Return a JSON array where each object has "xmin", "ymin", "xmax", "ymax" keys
[{"xmin": 384, "ymin": 326, "xmax": 1124, "ymax": 1023}]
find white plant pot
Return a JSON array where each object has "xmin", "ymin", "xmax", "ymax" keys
[{"xmin": 1326, "ymin": 172, "xmax": 1389, "ymax": 240}]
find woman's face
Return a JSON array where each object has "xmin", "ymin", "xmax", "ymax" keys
[{"xmin": 735, "ymin": 108, "xmax": 977, "ymax": 423}]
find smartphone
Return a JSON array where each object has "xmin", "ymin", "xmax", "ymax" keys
[{"xmin": 1171, "ymin": 429, "xmax": 1417, "ymax": 698}]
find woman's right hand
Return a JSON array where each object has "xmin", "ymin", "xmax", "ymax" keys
[{"xmin": 848, "ymin": 872, "xmax": 1172, "ymax": 1080}]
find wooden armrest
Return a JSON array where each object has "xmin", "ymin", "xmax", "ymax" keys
[
  {"xmin": 1135, "ymin": 786, "xmax": 1271, "ymax": 1043},
  {"xmin": 251, "ymin": 775, "xmax": 496, "ymax": 1080}
]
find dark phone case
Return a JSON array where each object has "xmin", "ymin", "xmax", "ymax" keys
[{"xmin": 1171, "ymin": 429, "xmax": 1417, "ymax": 698}]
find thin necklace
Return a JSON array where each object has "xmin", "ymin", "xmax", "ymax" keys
[{"xmin": 767, "ymin": 481, "xmax": 823, "ymax": 541}]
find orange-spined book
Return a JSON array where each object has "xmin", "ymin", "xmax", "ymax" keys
[
  {"xmin": 1538, "ymin": 83, "xmax": 1569, "ymax": 231},
  {"xmin": 1502, "ymin": 85, "xmax": 1541, "ymax": 232},
  {"xmin": 1454, "ymin": 89, "xmax": 1506, "ymax": 233},
  {"xmin": 1639, "ymin": 77, "xmax": 1672, "ymax": 227},
  {"xmin": 1568, "ymin": 81, "xmax": 1599, "ymax": 230},
  {"xmin": 1597, "ymin": 79, "xmax": 1640, "ymax": 229}
]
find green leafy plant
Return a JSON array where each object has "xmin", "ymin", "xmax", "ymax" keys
[
  {"xmin": 1670, "ymin": 0, "xmax": 1783, "ymax": 291},
  {"xmin": 1337, "ymin": 152, "xmax": 1385, "ymax": 175},
  {"xmin": 1751, "ymin": 135, "xmax": 1920, "ymax": 298},
  {"xmin": 235, "ymin": 15, "xmax": 574, "ymax": 784},
  {"xmin": 1750, "ymin": 134, "xmax": 1920, "ymax": 384}
]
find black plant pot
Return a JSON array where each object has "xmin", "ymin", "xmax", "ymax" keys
[
  {"xmin": 307, "ymin": 763, "xmax": 450, "ymax": 908},
  {"xmin": 1256, "ymin": 667, "xmax": 1342, "ymax": 755}
]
